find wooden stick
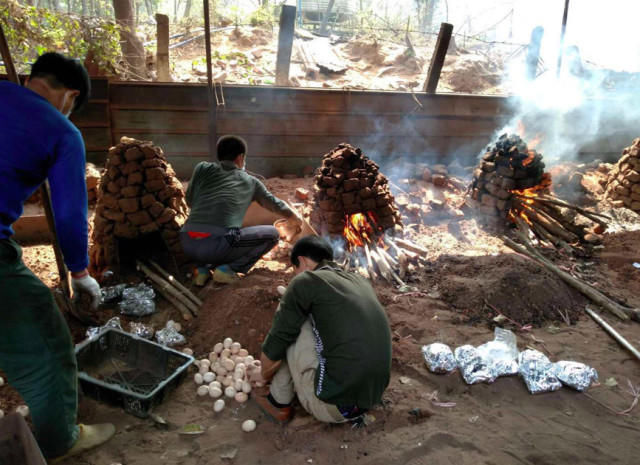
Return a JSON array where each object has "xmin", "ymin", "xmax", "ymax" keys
[
  {"xmin": 394, "ymin": 238, "xmax": 428, "ymax": 257},
  {"xmin": 137, "ymin": 261, "xmax": 199, "ymax": 316},
  {"xmin": 363, "ymin": 244, "xmax": 376, "ymax": 280},
  {"xmin": 503, "ymin": 236, "xmax": 637, "ymax": 321},
  {"xmin": 378, "ymin": 246, "xmax": 398, "ymax": 267},
  {"xmin": 424, "ymin": 22, "xmax": 453, "ymax": 93},
  {"xmin": 275, "ymin": 4, "xmax": 296, "ymax": 86},
  {"xmin": 515, "ymin": 200, "xmax": 578, "ymax": 243},
  {"xmin": 372, "ymin": 244, "xmax": 405, "ymax": 286},
  {"xmin": 530, "ymin": 194, "xmax": 611, "ymax": 224},
  {"xmin": 585, "ymin": 307, "xmax": 640, "ymax": 362},
  {"xmin": 149, "ymin": 259, "xmax": 203, "ymax": 306},
  {"xmin": 369, "ymin": 249, "xmax": 392, "ymax": 283},
  {"xmin": 153, "ymin": 284, "xmax": 192, "ymax": 321},
  {"xmin": 534, "ymin": 200, "xmax": 587, "ymax": 240}
]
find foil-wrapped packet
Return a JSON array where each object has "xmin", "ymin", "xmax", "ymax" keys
[
  {"xmin": 155, "ymin": 320, "xmax": 186, "ymax": 347},
  {"xmin": 118, "ymin": 283, "xmax": 156, "ymax": 316},
  {"xmin": 86, "ymin": 317, "xmax": 122, "ymax": 339},
  {"xmin": 454, "ymin": 345, "xmax": 495, "ymax": 384},
  {"xmin": 518, "ymin": 349, "xmax": 562, "ymax": 394},
  {"xmin": 422, "ymin": 343, "xmax": 457, "ymax": 374},
  {"xmin": 476, "ymin": 327, "xmax": 519, "ymax": 378},
  {"xmin": 129, "ymin": 322, "xmax": 154, "ymax": 340},
  {"xmin": 100, "ymin": 284, "xmax": 127, "ymax": 304},
  {"xmin": 553, "ymin": 361, "xmax": 598, "ymax": 392}
]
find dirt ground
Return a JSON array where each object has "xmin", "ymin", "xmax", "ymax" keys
[{"xmin": 2, "ymin": 174, "xmax": 640, "ymax": 465}]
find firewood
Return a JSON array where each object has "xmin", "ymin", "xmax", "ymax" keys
[
  {"xmin": 148, "ymin": 259, "xmax": 203, "ymax": 307},
  {"xmin": 369, "ymin": 248, "xmax": 393, "ymax": 284},
  {"xmin": 136, "ymin": 261, "xmax": 199, "ymax": 317},
  {"xmin": 533, "ymin": 201, "xmax": 587, "ymax": 240},
  {"xmin": 514, "ymin": 199, "xmax": 578, "ymax": 243},
  {"xmin": 394, "ymin": 238, "xmax": 428, "ymax": 257},
  {"xmin": 363, "ymin": 244, "xmax": 376, "ymax": 280},
  {"xmin": 371, "ymin": 244, "xmax": 405, "ymax": 286},
  {"xmin": 533, "ymin": 194, "xmax": 610, "ymax": 228},
  {"xmin": 502, "ymin": 235, "xmax": 639, "ymax": 322}
]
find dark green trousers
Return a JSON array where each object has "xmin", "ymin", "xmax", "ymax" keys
[{"xmin": 0, "ymin": 239, "xmax": 78, "ymax": 458}]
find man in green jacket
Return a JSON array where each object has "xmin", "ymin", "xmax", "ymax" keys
[
  {"xmin": 181, "ymin": 135, "xmax": 300, "ymax": 285},
  {"xmin": 255, "ymin": 236, "xmax": 392, "ymax": 423}
]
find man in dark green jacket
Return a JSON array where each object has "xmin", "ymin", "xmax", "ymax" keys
[
  {"xmin": 255, "ymin": 236, "xmax": 392, "ymax": 423},
  {"xmin": 181, "ymin": 135, "xmax": 300, "ymax": 285}
]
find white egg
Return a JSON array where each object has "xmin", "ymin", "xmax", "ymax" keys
[
  {"xmin": 203, "ymin": 372, "xmax": 215, "ymax": 383},
  {"xmin": 194, "ymin": 373, "xmax": 204, "ymax": 384},
  {"xmin": 210, "ymin": 380, "xmax": 222, "ymax": 389},
  {"xmin": 222, "ymin": 358, "xmax": 235, "ymax": 371},
  {"xmin": 238, "ymin": 349, "xmax": 249, "ymax": 357},
  {"xmin": 233, "ymin": 370, "xmax": 244, "ymax": 381},
  {"xmin": 221, "ymin": 348, "xmax": 231, "ymax": 359},
  {"xmin": 15, "ymin": 405, "xmax": 29, "ymax": 417},
  {"xmin": 235, "ymin": 392, "xmax": 248, "ymax": 403},
  {"xmin": 224, "ymin": 386, "xmax": 236, "ymax": 398},
  {"xmin": 245, "ymin": 355, "xmax": 254, "ymax": 364},
  {"xmin": 242, "ymin": 381, "xmax": 252, "ymax": 393},
  {"xmin": 223, "ymin": 337, "xmax": 233, "ymax": 349},
  {"xmin": 231, "ymin": 355, "xmax": 240, "ymax": 363},
  {"xmin": 234, "ymin": 378, "xmax": 243, "ymax": 391},
  {"xmin": 214, "ymin": 342, "xmax": 224, "ymax": 354},
  {"xmin": 209, "ymin": 387, "xmax": 223, "ymax": 398},
  {"xmin": 230, "ymin": 342, "xmax": 241, "ymax": 354},
  {"xmin": 235, "ymin": 363, "xmax": 246, "ymax": 372},
  {"xmin": 172, "ymin": 322, "xmax": 182, "ymax": 332},
  {"xmin": 277, "ymin": 285, "xmax": 286, "ymax": 296},
  {"xmin": 197, "ymin": 385, "xmax": 209, "ymax": 396},
  {"xmin": 214, "ymin": 399, "xmax": 225, "ymax": 412},
  {"xmin": 242, "ymin": 419, "xmax": 257, "ymax": 432},
  {"xmin": 212, "ymin": 361, "xmax": 221, "ymax": 370},
  {"xmin": 222, "ymin": 375, "xmax": 233, "ymax": 387},
  {"xmin": 208, "ymin": 352, "xmax": 218, "ymax": 363},
  {"xmin": 200, "ymin": 359, "xmax": 211, "ymax": 368},
  {"xmin": 215, "ymin": 366, "xmax": 228, "ymax": 376},
  {"xmin": 0, "ymin": 409, "xmax": 4, "ymax": 419},
  {"xmin": 182, "ymin": 348, "xmax": 193, "ymax": 356},
  {"xmin": 199, "ymin": 365, "xmax": 209, "ymax": 375},
  {"xmin": 193, "ymin": 360, "xmax": 201, "ymax": 369}
]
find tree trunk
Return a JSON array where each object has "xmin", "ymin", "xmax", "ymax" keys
[
  {"xmin": 145, "ymin": 0, "xmax": 153, "ymax": 17},
  {"xmin": 319, "ymin": 0, "xmax": 335, "ymax": 36},
  {"xmin": 81, "ymin": 0, "xmax": 87, "ymax": 17},
  {"xmin": 113, "ymin": 0, "xmax": 146, "ymax": 77},
  {"xmin": 183, "ymin": 0, "xmax": 192, "ymax": 18}
]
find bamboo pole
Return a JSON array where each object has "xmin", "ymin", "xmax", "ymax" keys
[
  {"xmin": 137, "ymin": 261, "xmax": 199, "ymax": 316},
  {"xmin": 585, "ymin": 307, "xmax": 640, "ymax": 363},
  {"xmin": 148, "ymin": 259, "xmax": 203, "ymax": 306},
  {"xmin": 503, "ymin": 236, "xmax": 637, "ymax": 321}
]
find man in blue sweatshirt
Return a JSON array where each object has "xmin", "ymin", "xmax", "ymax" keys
[{"xmin": 0, "ymin": 53, "xmax": 114, "ymax": 460}]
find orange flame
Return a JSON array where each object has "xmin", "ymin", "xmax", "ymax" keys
[{"xmin": 343, "ymin": 212, "xmax": 378, "ymax": 249}]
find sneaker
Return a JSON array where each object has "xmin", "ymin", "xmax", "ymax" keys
[
  {"xmin": 253, "ymin": 394, "xmax": 293, "ymax": 424},
  {"xmin": 212, "ymin": 264, "xmax": 239, "ymax": 284},
  {"xmin": 50, "ymin": 423, "xmax": 116, "ymax": 463},
  {"xmin": 193, "ymin": 267, "xmax": 210, "ymax": 286}
]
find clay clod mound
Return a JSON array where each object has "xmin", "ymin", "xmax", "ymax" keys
[
  {"xmin": 604, "ymin": 137, "xmax": 640, "ymax": 212},
  {"xmin": 90, "ymin": 137, "xmax": 188, "ymax": 272}
]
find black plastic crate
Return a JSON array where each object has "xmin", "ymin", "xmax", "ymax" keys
[{"xmin": 75, "ymin": 328, "xmax": 193, "ymax": 418}]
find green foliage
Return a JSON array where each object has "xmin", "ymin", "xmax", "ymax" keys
[
  {"xmin": 249, "ymin": 4, "xmax": 275, "ymax": 28},
  {"xmin": 0, "ymin": 0, "xmax": 120, "ymax": 75}
]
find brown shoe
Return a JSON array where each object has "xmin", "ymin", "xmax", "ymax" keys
[{"xmin": 253, "ymin": 394, "xmax": 293, "ymax": 424}]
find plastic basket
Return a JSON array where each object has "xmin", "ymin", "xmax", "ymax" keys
[{"xmin": 75, "ymin": 328, "xmax": 193, "ymax": 418}]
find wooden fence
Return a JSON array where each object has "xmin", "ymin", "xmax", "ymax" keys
[{"xmin": 71, "ymin": 78, "xmax": 512, "ymax": 178}]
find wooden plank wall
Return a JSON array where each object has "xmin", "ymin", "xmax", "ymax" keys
[{"xmin": 105, "ymin": 82, "xmax": 511, "ymax": 178}]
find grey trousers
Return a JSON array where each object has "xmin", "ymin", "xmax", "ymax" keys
[
  {"xmin": 180, "ymin": 223, "xmax": 279, "ymax": 273},
  {"xmin": 270, "ymin": 320, "xmax": 346, "ymax": 424}
]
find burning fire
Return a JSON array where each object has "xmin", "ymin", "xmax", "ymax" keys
[
  {"xmin": 343, "ymin": 212, "xmax": 380, "ymax": 249},
  {"xmin": 509, "ymin": 173, "xmax": 553, "ymax": 226}
]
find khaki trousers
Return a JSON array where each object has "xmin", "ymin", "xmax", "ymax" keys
[{"xmin": 270, "ymin": 320, "xmax": 346, "ymax": 424}]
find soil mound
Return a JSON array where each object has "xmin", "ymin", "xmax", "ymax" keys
[{"xmin": 428, "ymin": 253, "xmax": 586, "ymax": 327}]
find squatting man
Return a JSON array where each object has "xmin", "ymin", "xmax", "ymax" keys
[{"xmin": 252, "ymin": 235, "xmax": 392, "ymax": 423}]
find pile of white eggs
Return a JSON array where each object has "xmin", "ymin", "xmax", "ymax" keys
[{"xmin": 184, "ymin": 337, "xmax": 262, "ymax": 406}]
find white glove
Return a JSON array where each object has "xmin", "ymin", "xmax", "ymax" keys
[{"xmin": 71, "ymin": 274, "xmax": 101, "ymax": 309}]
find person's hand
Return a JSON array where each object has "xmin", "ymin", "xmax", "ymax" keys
[{"xmin": 71, "ymin": 271, "xmax": 101, "ymax": 310}]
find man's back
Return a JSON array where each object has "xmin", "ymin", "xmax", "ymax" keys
[
  {"xmin": 185, "ymin": 160, "xmax": 290, "ymax": 229},
  {"xmin": 263, "ymin": 263, "xmax": 392, "ymax": 409},
  {"xmin": 0, "ymin": 81, "xmax": 88, "ymax": 270}
]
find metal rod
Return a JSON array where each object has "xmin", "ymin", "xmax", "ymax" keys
[
  {"xmin": 585, "ymin": 307, "xmax": 640, "ymax": 362},
  {"xmin": 556, "ymin": 0, "xmax": 570, "ymax": 77}
]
